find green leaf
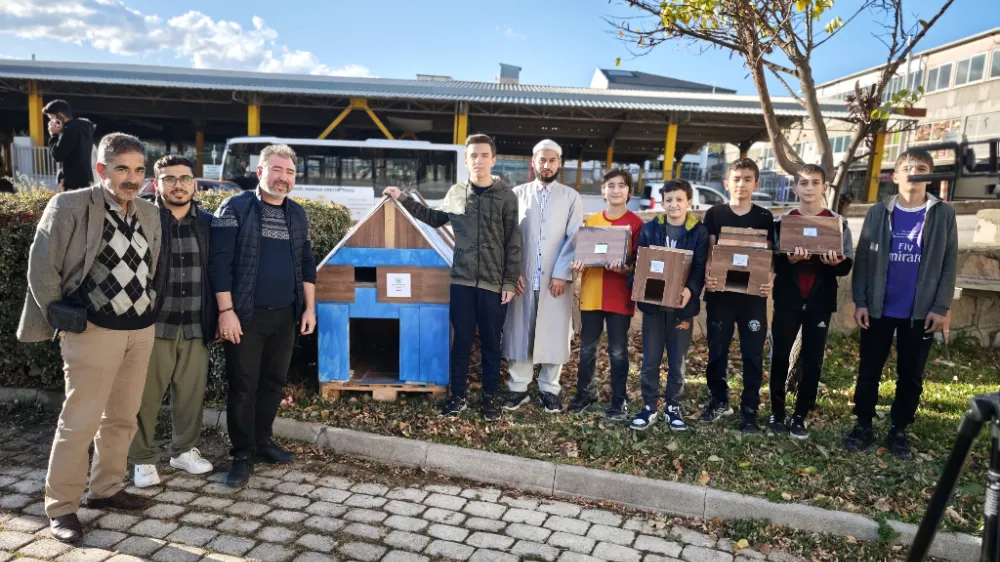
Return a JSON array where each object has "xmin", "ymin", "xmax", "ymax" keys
[
  {"xmin": 870, "ymin": 109, "xmax": 881, "ymax": 119},
  {"xmin": 919, "ymin": 19, "xmax": 929, "ymax": 27},
  {"xmin": 615, "ymin": 57, "xmax": 622, "ymax": 68},
  {"xmin": 795, "ymin": 0, "xmax": 810, "ymax": 11},
  {"xmin": 824, "ymin": 16, "xmax": 843, "ymax": 34}
]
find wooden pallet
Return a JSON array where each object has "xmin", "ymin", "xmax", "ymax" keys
[{"xmin": 320, "ymin": 381, "xmax": 448, "ymax": 402}]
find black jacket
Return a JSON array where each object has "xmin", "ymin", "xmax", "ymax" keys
[
  {"xmin": 48, "ymin": 118, "xmax": 95, "ymax": 190},
  {"xmin": 628, "ymin": 212, "xmax": 709, "ymax": 320},
  {"xmin": 773, "ymin": 211, "xmax": 854, "ymax": 315},
  {"xmin": 209, "ymin": 189, "xmax": 316, "ymax": 323},
  {"xmin": 143, "ymin": 194, "xmax": 219, "ymax": 344}
]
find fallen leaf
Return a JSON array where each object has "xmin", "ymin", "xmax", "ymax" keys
[
  {"xmin": 760, "ymin": 544, "xmax": 772, "ymax": 555},
  {"xmin": 698, "ymin": 471, "xmax": 711, "ymax": 485},
  {"xmin": 738, "ymin": 461, "xmax": 752, "ymax": 468},
  {"xmin": 846, "ymin": 536, "xmax": 858, "ymax": 544},
  {"xmin": 874, "ymin": 499, "xmax": 892, "ymax": 512},
  {"xmin": 781, "ymin": 492, "xmax": 792, "ymax": 501},
  {"xmin": 735, "ymin": 539, "xmax": 749, "ymax": 549},
  {"xmin": 666, "ymin": 441, "xmax": 679, "ymax": 452},
  {"xmin": 877, "ymin": 447, "xmax": 889, "ymax": 456},
  {"xmin": 708, "ymin": 455, "xmax": 722, "ymax": 462}
]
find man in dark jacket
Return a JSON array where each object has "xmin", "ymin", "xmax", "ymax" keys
[
  {"xmin": 384, "ymin": 133, "xmax": 521, "ymax": 422},
  {"xmin": 770, "ymin": 164, "xmax": 853, "ymax": 440},
  {"xmin": 130, "ymin": 155, "xmax": 218, "ymax": 488},
  {"xmin": 44, "ymin": 100, "xmax": 95, "ymax": 191},
  {"xmin": 628, "ymin": 180, "xmax": 708, "ymax": 432},
  {"xmin": 210, "ymin": 144, "xmax": 317, "ymax": 487},
  {"xmin": 845, "ymin": 148, "xmax": 957, "ymax": 459}
]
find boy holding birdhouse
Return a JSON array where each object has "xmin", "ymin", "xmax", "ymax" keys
[
  {"xmin": 628, "ymin": 179, "xmax": 708, "ymax": 432},
  {"xmin": 701, "ymin": 158, "xmax": 775, "ymax": 433},
  {"xmin": 769, "ymin": 164, "xmax": 854, "ymax": 440}
]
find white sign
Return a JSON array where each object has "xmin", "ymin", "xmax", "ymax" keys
[
  {"xmin": 732, "ymin": 254, "xmax": 749, "ymax": 267},
  {"xmin": 292, "ymin": 185, "xmax": 377, "ymax": 220},
  {"xmin": 594, "ymin": 243, "xmax": 608, "ymax": 254},
  {"xmin": 803, "ymin": 227, "xmax": 818, "ymax": 237},
  {"xmin": 387, "ymin": 273, "xmax": 412, "ymax": 298},
  {"xmin": 650, "ymin": 260, "xmax": 664, "ymax": 274},
  {"xmin": 202, "ymin": 164, "xmax": 223, "ymax": 180}
]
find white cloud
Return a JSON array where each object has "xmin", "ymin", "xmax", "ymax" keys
[
  {"xmin": 495, "ymin": 24, "xmax": 526, "ymax": 41},
  {"xmin": 0, "ymin": 0, "xmax": 373, "ymax": 76}
]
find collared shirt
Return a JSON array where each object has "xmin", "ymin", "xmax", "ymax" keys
[
  {"xmin": 155, "ymin": 202, "xmax": 203, "ymax": 340},
  {"xmin": 102, "ymin": 187, "xmax": 137, "ymax": 221},
  {"xmin": 532, "ymin": 182, "xmax": 552, "ymax": 291}
]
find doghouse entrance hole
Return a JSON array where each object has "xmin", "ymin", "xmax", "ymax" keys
[
  {"xmin": 349, "ymin": 318, "xmax": 399, "ymax": 381},
  {"xmin": 354, "ymin": 267, "xmax": 377, "ymax": 286},
  {"xmin": 643, "ymin": 279, "xmax": 665, "ymax": 303},
  {"xmin": 725, "ymin": 270, "xmax": 751, "ymax": 293}
]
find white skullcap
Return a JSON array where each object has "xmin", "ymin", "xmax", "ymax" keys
[{"xmin": 532, "ymin": 139, "xmax": 562, "ymax": 157}]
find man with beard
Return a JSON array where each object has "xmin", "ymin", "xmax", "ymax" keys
[
  {"xmin": 18, "ymin": 133, "xmax": 161, "ymax": 543},
  {"xmin": 129, "ymin": 155, "xmax": 217, "ymax": 487},
  {"xmin": 210, "ymin": 144, "xmax": 317, "ymax": 487},
  {"xmin": 502, "ymin": 139, "xmax": 583, "ymax": 413}
]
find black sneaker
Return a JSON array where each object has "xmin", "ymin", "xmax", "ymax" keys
[
  {"xmin": 481, "ymin": 395, "xmax": 501, "ymax": 422},
  {"xmin": 256, "ymin": 439, "xmax": 295, "ymax": 465},
  {"xmin": 740, "ymin": 411, "xmax": 760, "ymax": 434},
  {"xmin": 887, "ymin": 426, "xmax": 912, "ymax": 460},
  {"xmin": 630, "ymin": 405, "xmax": 658, "ymax": 431},
  {"xmin": 605, "ymin": 401, "xmax": 629, "ymax": 421},
  {"xmin": 844, "ymin": 423, "xmax": 876, "ymax": 452},
  {"xmin": 768, "ymin": 414, "xmax": 788, "ymax": 435},
  {"xmin": 539, "ymin": 392, "xmax": 562, "ymax": 413},
  {"xmin": 439, "ymin": 396, "xmax": 467, "ymax": 418},
  {"xmin": 788, "ymin": 415, "xmax": 809, "ymax": 440},
  {"xmin": 567, "ymin": 392, "xmax": 596, "ymax": 414},
  {"xmin": 699, "ymin": 399, "xmax": 733, "ymax": 423},
  {"xmin": 225, "ymin": 456, "xmax": 253, "ymax": 488},
  {"xmin": 665, "ymin": 404, "xmax": 687, "ymax": 432},
  {"xmin": 502, "ymin": 391, "xmax": 530, "ymax": 411}
]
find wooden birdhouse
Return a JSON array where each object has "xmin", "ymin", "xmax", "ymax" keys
[
  {"xmin": 778, "ymin": 214, "xmax": 844, "ymax": 255},
  {"xmin": 708, "ymin": 226, "xmax": 773, "ymax": 297},
  {"xmin": 631, "ymin": 246, "xmax": 693, "ymax": 308},
  {"xmin": 315, "ymin": 194, "xmax": 454, "ymax": 401}
]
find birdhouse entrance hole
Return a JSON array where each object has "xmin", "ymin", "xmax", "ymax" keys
[
  {"xmin": 725, "ymin": 270, "xmax": 750, "ymax": 293},
  {"xmin": 643, "ymin": 279, "xmax": 665, "ymax": 302},
  {"xmin": 349, "ymin": 318, "xmax": 400, "ymax": 381}
]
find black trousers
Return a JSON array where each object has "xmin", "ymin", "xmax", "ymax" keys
[
  {"xmin": 450, "ymin": 284, "xmax": 508, "ymax": 399},
  {"xmin": 769, "ymin": 305, "xmax": 831, "ymax": 419},
  {"xmin": 226, "ymin": 307, "xmax": 296, "ymax": 458},
  {"xmin": 852, "ymin": 316, "xmax": 933, "ymax": 428},
  {"xmin": 639, "ymin": 309, "xmax": 694, "ymax": 408},
  {"xmin": 576, "ymin": 310, "xmax": 632, "ymax": 406},
  {"xmin": 705, "ymin": 294, "xmax": 768, "ymax": 412}
]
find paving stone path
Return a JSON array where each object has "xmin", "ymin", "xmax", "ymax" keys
[{"xmin": 0, "ymin": 423, "xmax": 806, "ymax": 562}]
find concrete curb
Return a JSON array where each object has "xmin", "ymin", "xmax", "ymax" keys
[{"xmin": 0, "ymin": 387, "xmax": 980, "ymax": 561}]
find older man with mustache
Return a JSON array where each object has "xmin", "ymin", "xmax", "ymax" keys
[
  {"xmin": 210, "ymin": 144, "xmax": 317, "ymax": 487},
  {"xmin": 18, "ymin": 133, "xmax": 161, "ymax": 543}
]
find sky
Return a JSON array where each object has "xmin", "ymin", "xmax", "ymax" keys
[{"xmin": 0, "ymin": 0, "xmax": 995, "ymax": 94}]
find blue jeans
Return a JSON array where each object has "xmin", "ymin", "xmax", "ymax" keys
[
  {"xmin": 639, "ymin": 309, "xmax": 694, "ymax": 408},
  {"xmin": 575, "ymin": 310, "xmax": 631, "ymax": 405}
]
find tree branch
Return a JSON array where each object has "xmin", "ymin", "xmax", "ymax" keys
[
  {"xmin": 813, "ymin": 3, "xmax": 873, "ymax": 49},
  {"xmin": 765, "ymin": 62, "xmax": 805, "ymax": 105}
]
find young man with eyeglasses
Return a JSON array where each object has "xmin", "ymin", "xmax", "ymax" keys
[
  {"xmin": 129, "ymin": 155, "xmax": 217, "ymax": 487},
  {"xmin": 211, "ymin": 144, "xmax": 317, "ymax": 487}
]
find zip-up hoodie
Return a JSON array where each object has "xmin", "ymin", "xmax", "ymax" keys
[
  {"xmin": 774, "ymin": 209, "xmax": 854, "ymax": 315},
  {"xmin": 400, "ymin": 177, "xmax": 522, "ymax": 294},
  {"xmin": 628, "ymin": 212, "xmax": 709, "ymax": 320},
  {"xmin": 852, "ymin": 193, "xmax": 958, "ymax": 321}
]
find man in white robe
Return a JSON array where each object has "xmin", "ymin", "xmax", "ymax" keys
[{"xmin": 501, "ymin": 139, "xmax": 583, "ymax": 413}]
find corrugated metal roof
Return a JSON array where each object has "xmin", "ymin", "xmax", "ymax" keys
[{"xmin": 0, "ymin": 60, "xmax": 852, "ymax": 118}]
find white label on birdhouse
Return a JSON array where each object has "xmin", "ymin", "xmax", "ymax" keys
[
  {"xmin": 733, "ymin": 254, "xmax": 749, "ymax": 267},
  {"xmin": 803, "ymin": 227, "xmax": 818, "ymax": 237},
  {"xmin": 594, "ymin": 243, "xmax": 609, "ymax": 254},
  {"xmin": 650, "ymin": 260, "xmax": 664, "ymax": 273},
  {"xmin": 387, "ymin": 273, "xmax": 411, "ymax": 298}
]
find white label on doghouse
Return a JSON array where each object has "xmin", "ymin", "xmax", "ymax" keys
[
  {"xmin": 732, "ymin": 254, "xmax": 749, "ymax": 267},
  {"xmin": 387, "ymin": 273, "xmax": 411, "ymax": 298},
  {"xmin": 594, "ymin": 243, "xmax": 608, "ymax": 254},
  {"xmin": 803, "ymin": 227, "xmax": 818, "ymax": 237},
  {"xmin": 650, "ymin": 260, "xmax": 664, "ymax": 273}
]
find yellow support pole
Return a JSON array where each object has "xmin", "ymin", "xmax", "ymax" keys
[
  {"xmin": 365, "ymin": 107, "xmax": 395, "ymax": 140},
  {"xmin": 865, "ymin": 127, "xmax": 887, "ymax": 203},
  {"xmin": 454, "ymin": 102, "xmax": 469, "ymax": 145},
  {"xmin": 28, "ymin": 81, "xmax": 44, "ymax": 148},
  {"xmin": 195, "ymin": 131, "xmax": 205, "ymax": 177},
  {"xmin": 247, "ymin": 104, "xmax": 261, "ymax": 136},
  {"xmin": 674, "ymin": 161, "xmax": 682, "ymax": 181},
  {"xmin": 663, "ymin": 123, "xmax": 678, "ymax": 180},
  {"xmin": 575, "ymin": 156, "xmax": 583, "ymax": 190},
  {"xmin": 606, "ymin": 143, "xmax": 614, "ymax": 171},
  {"xmin": 740, "ymin": 148, "xmax": 749, "ymax": 159},
  {"xmin": 318, "ymin": 105, "xmax": 353, "ymax": 140},
  {"xmin": 636, "ymin": 167, "xmax": 643, "ymax": 195},
  {"xmin": 343, "ymin": 97, "xmax": 395, "ymax": 140}
]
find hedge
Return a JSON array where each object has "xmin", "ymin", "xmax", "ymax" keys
[{"xmin": 0, "ymin": 188, "xmax": 352, "ymax": 394}]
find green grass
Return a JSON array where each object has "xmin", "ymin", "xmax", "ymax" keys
[{"xmin": 279, "ymin": 330, "xmax": 1000, "ymax": 535}]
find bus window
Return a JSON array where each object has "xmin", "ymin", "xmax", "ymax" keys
[
  {"xmin": 419, "ymin": 150, "xmax": 457, "ymax": 200},
  {"xmin": 339, "ymin": 147, "xmax": 374, "ymax": 187},
  {"xmin": 375, "ymin": 150, "xmax": 418, "ymax": 189},
  {"xmin": 303, "ymin": 156, "xmax": 338, "ymax": 185}
]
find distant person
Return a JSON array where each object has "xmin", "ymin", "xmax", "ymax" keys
[{"xmin": 43, "ymin": 100, "xmax": 96, "ymax": 191}]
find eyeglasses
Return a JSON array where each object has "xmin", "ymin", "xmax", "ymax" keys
[{"xmin": 160, "ymin": 175, "xmax": 195, "ymax": 187}]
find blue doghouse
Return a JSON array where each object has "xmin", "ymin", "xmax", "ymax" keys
[{"xmin": 315, "ymin": 194, "xmax": 454, "ymax": 401}]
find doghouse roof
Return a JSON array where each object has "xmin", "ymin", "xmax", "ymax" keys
[{"xmin": 318, "ymin": 193, "xmax": 455, "ymax": 268}]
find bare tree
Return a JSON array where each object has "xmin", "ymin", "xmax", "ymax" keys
[{"xmin": 612, "ymin": 0, "xmax": 955, "ymax": 204}]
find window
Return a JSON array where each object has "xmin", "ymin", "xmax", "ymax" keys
[
  {"xmin": 907, "ymin": 69, "xmax": 924, "ymax": 91},
  {"xmin": 955, "ymin": 53, "xmax": 986, "ymax": 86},
  {"xmin": 992, "ymin": 50, "xmax": 1000, "ymax": 79},
  {"xmin": 926, "ymin": 63, "xmax": 952, "ymax": 92},
  {"xmin": 699, "ymin": 188, "xmax": 726, "ymax": 206},
  {"xmin": 883, "ymin": 131, "xmax": 904, "ymax": 164},
  {"xmin": 761, "ymin": 148, "xmax": 775, "ymax": 171}
]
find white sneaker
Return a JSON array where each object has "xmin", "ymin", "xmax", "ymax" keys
[
  {"xmin": 134, "ymin": 464, "xmax": 161, "ymax": 488},
  {"xmin": 170, "ymin": 448, "xmax": 213, "ymax": 475}
]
